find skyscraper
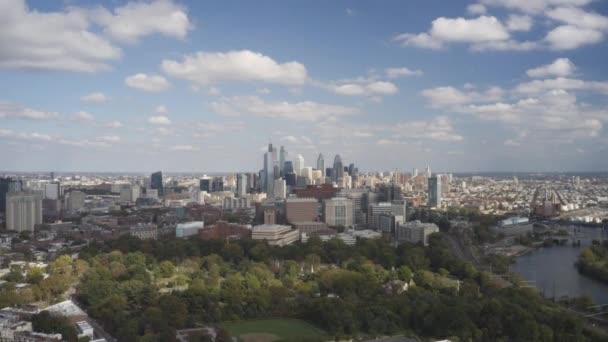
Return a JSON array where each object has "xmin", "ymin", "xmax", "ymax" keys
[
  {"xmin": 0, "ymin": 178, "xmax": 22, "ymax": 213},
  {"xmin": 294, "ymin": 154, "xmax": 304, "ymax": 176},
  {"xmin": 44, "ymin": 182, "xmax": 61, "ymax": 200},
  {"xmin": 317, "ymin": 153, "xmax": 325, "ymax": 177},
  {"xmin": 425, "ymin": 165, "xmax": 431, "ymax": 178},
  {"xmin": 263, "ymin": 144, "xmax": 277, "ymax": 195},
  {"xmin": 348, "ymin": 163, "xmax": 356, "ymax": 177},
  {"xmin": 200, "ymin": 178, "xmax": 211, "ymax": 192},
  {"xmin": 428, "ymin": 175, "xmax": 441, "ymax": 208},
  {"xmin": 6, "ymin": 192, "xmax": 42, "ymax": 232},
  {"xmin": 412, "ymin": 168, "xmax": 418, "ymax": 177},
  {"xmin": 279, "ymin": 146, "xmax": 288, "ymax": 176},
  {"xmin": 333, "ymin": 154, "xmax": 344, "ymax": 181},
  {"xmin": 150, "ymin": 171, "xmax": 164, "ymax": 197},
  {"xmin": 236, "ymin": 173, "xmax": 248, "ymax": 197}
]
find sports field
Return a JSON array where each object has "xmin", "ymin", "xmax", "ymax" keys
[{"xmin": 221, "ymin": 318, "xmax": 326, "ymax": 342}]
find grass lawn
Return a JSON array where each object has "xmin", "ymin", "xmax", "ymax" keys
[{"xmin": 221, "ymin": 318, "xmax": 326, "ymax": 341}]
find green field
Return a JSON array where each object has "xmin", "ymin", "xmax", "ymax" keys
[{"xmin": 221, "ymin": 318, "xmax": 326, "ymax": 341}]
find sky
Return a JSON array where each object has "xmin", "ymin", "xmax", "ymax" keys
[{"xmin": 0, "ymin": 0, "xmax": 607, "ymax": 173}]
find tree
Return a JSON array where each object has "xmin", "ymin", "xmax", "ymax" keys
[
  {"xmin": 396, "ymin": 265, "xmax": 413, "ymax": 282},
  {"xmin": 26, "ymin": 266, "xmax": 44, "ymax": 284},
  {"xmin": 159, "ymin": 260, "xmax": 175, "ymax": 278}
]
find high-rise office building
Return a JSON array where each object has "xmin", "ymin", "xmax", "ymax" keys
[
  {"xmin": 6, "ymin": 192, "xmax": 43, "ymax": 232},
  {"xmin": 412, "ymin": 168, "xmax": 418, "ymax": 177},
  {"xmin": 425, "ymin": 165, "xmax": 431, "ymax": 178},
  {"xmin": 236, "ymin": 173, "xmax": 248, "ymax": 197},
  {"xmin": 65, "ymin": 190, "xmax": 86, "ymax": 212},
  {"xmin": 428, "ymin": 175, "xmax": 441, "ymax": 208},
  {"xmin": 324, "ymin": 197, "xmax": 354, "ymax": 227},
  {"xmin": 120, "ymin": 184, "xmax": 140, "ymax": 203},
  {"xmin": 279, "ymin": 146, "xmax": 288, "ymax": 176},
  {"xmin": 44, "ymin": 182, "xmax": 61, "ymax": 200},
  {"xmin": 211, "ymin": 177, "xmax": 224, "ymax": 192},
  {"xmin": 200, "ymin": 178, "xmax": 211, "ymax": 192},
  {"xmin": 333, "ymin": 154, "xmax": 344, "ymax": 181},
  {"xmin": 150, "ymin": 171, "xmax": 164, "ymax": 197},
  {"xmin": 317, "ymin": 153, "xmax": 325, "ymax": 177},
  {"xmin": 263, "ymin": 143, "xmax": 278, "ymax": 195},
  {"xmin": 274, "ymin": 179, "xmax": 286, "ymax": 199},
  {"xmin": 348, "ymin": 163, "xmax": 356, "ymax": 177},
  {"xmin": 294, "ymin": 154, "xmax": 304, "ymax": 176},
  {"xmin": 0, "ymin": 178, "xmax": 22, "ymax": 213}
]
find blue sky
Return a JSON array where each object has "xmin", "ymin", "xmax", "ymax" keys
[{"xmin": 1, "ymin": 0, "xmax": 607, "ymax": 173}]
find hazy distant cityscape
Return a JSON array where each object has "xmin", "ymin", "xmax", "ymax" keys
[{"xmin": 2, "ymin": 0, "xmax": 608, "ymax": 341}]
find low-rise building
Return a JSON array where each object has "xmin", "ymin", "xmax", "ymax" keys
[
  {"xmin": 176, "ymin": 221, "xmax": 204, "ymax": 238},
  {"xmin": 252, "ymin": 224, "xmax": 300, "ymax": 246},
  {"xmin": 129, "ymin": 223, "xmax": 158, "ymax": 240},
  {"xmin": 395, "ymin": 221, "xmax": 439, "ymax": 246}
]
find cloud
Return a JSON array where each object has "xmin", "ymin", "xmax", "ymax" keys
[
  {"xmin": 545, "ymin": 25, "xmax": 604, "ymax": 50},
  {"xmin": 281, "ymin": 135, "xmax": 313, "ymax": 145},
  {"xmin": 546, "ymin": 6, "xmax": 608, "ymax": 31},
  {"xmin": 392, "ymin": 116, "xmax": 464, "ymax": 142},
  {"xmin": 105, "ymin": 120, "xmax": 123, "ymax": 128},
  {"xmin": 332, "ymin": 81, "xmax": 398, "ymax": 96},
  {"xmin": 467, "ymin": 4, "xmax": 487, "ymax": 15},
  {"xmin": 526, "ymin": 58, "xmax": 575, "ymax": 78},
  {"xmin": 209, "ymin": 96, "xmax": 360, "ymax": 121},
  {"xmin": 515, "ymin": 77, "xmax": 608, "ymax": 94},
  {"xmin": 0, "ymin": 102, "xmax": 59, "ymax": 120},
  {"xmin": 421, "ymin": 86, "xmax": 504, "ymax": 107},
  {"xmin": 155, "ymin": 127, "xmax": 175, "ymax": 136},
  {"xmin": 479, "ymin": 0, "xmax": 593, "ymax": 14},
  {"xmin": 207, "ymin": 87, "xmax": 221, "ymax": 96},
  {"xmin": 81, "ymin": 92, "xmax": 108, "ymax": 103},
  {"xmin": 162, "ymin": 50, "xmax": 308, "ymax": 85},
  {"xmin": 374, "ymin": 117, "xmax": 464, "ymax": 144},
  {"xmin": 464, "ymin": 90, "xmax": 603, "ymax": 136},
  {"xmin": 0, "ymin": 0, "xmax": 192, "ymax": 73},
  {"xmin": 0, "ymin": 129, "xmax": 54, "ymax": 142},
  {"xmin": 0, "ymin": 0, "xmax": 121, "ymax": 72},
  {"xmin": 506, "ymin": 15, "xmax": 533, "ymax": 31},
  {"xmin": 170, "ymin": 145, "xmax": 198, "ymax": 151},
  {"xmin": 90, "ymin": 0, "xmax": 192, "ymax": 43},
  {"xmin": 97, "ymin": 135, "xmax": 121, "ymax": 143},
  {"xmin": 148, "ymin": 116, "xmax": 172, "ymax": 125},
  {"xmin": 395, "ymin": 16, "xmax": 510, "ymax": 49},
  {"xmin": 385, "ymin": 67, "xmax": 423, "ymax": 78},
  {"xmin": 75, "ymin": 111, "xmax": 94, "ymax": 121},
  {"xmin": 125, "ymin": 73, "xmax": 170, "ymax": 92},
  {"xmin": 156, "ymin": 105, "xmax": 168, "ymax": 114}
]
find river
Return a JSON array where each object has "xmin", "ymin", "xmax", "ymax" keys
[{"xmin": 511, "ymin": 225, "xmax": 608, "ymax": 305}]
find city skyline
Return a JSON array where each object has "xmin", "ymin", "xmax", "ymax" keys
[{"xmin": 1, "ymin": 0, "xmax": 608, "ymax": 172}]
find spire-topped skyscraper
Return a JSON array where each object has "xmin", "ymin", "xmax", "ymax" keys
[
  {"xmin": 263, "ymin": 143, "xmax": 278, "ymax": 195},
  {"xmin": 317, "ymin": 153, "xmax": 325, "ymax": 177},
  {"xmin": 333, "ymin": 154, "xmax": 344, "ymax": 181}
]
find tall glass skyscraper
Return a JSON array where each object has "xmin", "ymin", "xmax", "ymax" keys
[
  {"xmin": 279, "ymin": 146, "xmax": 287, "ymax": 176},
  {"xmin": 428, "ymin": 175, "xmax": 441, "ymax": 208},
  {"xmin": 263, "ymin": 143, "xmax": 277, "ymax": 195},
  {"xmin": 333, "ymin": 154, "xmax": 344, "ymax": 181},
  {"xmin": 317, "ymin": 153, "xmax": 325, "ymax": 177},
  {"xmin": 150, "ymin": 171, "xmax": 164, "ymax": 196}
]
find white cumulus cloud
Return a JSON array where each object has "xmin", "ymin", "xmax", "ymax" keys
[
  {"xmin": 162, "ymin": 50, "xmax": 308, "ymax": 85},
  {"xmin": 81, "ymin": 92, "xmax": 108, "ymax": 103},
  {"xmin": 148, "ymin": 116, "xmax": 172, "ymax": 125},
  {"xmin": 526, "ymin": 58, "xmax": 576, "ymax": 78},
  {"xmin": 125, "ymin": 73, "xmax": 170, "ymax": 92}
]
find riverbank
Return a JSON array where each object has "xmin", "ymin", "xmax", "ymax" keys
[{"xmin": 512, "ymin": 243, "xmax": 608, "ymax": 305}]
